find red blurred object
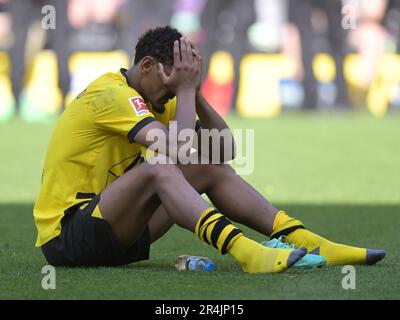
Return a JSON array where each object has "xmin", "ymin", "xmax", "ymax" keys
[{"xmin": 201, "ymin": 75, "xmax": 233, "ymax": 117}]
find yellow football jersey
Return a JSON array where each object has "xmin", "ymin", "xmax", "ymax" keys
[{"xmin": 33, "ymin": 69, "xmax": 177, "ymax": 247}]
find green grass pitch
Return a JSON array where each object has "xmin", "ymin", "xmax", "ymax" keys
[{"xmin": 0, "ymin": 113, "xmax": 399, "ymax": 299}]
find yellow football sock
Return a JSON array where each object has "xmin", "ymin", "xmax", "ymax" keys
[
  {"xmin": 228, "ymin": 235, "xmax": 303, "ymax": 273},
  {"xmin": 271, "ymin": 211, "xmax": 376, "ymax": 266},
  {"xmin": 195, "ymin": 208, "xmax": 305, "ymax": 273},
  {"xmin": 195, "ymin": 208, "xmax": 242, "ymax": 254},
  {"xmin": 271, "ymin": 210, "xmax": 305, "ymax": 238},
  {"xmin": 285, "ymin": 228, "xmax": 366, "ymax": 266}
]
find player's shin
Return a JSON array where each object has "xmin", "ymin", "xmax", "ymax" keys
[{"xmin": 195, "ymin": 208, "xmax": 306, "ymax": 273}]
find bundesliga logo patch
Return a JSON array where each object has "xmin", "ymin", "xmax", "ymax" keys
[{"xmin": 129, "ymin": 96, "xmax": 149, "ymax": 116}]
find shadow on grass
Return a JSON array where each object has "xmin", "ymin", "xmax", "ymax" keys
[
  {"xmin": 0, "ymin": 203, "xmax": 397, "ymax": 299},
  {"xmin": 0, "ymin": 202, "xmax": 397, "ymax": 260}
]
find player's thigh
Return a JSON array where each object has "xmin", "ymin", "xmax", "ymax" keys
[
  {"xmin": 146, "ymin": 163, "xmax": 214, "ymax": 244},
  {"xmin": 146, "ymin": 162, "xmax": 235, "ymax": 242},
  {"xmin": 98, "ymin": 161, "xmax": 161, "ymax": 246},
  {"xmin": 177, "ymin": 161, "xmax": 235, "ymax": 192}
]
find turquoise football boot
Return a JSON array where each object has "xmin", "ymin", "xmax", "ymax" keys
[{"xmin": 261, "ymin": 236, "xmax": 326, "ymax": 269}]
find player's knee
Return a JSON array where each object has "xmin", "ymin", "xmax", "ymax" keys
[
  {"xmin": 145, "ymin": 155, "xmax": 183, "ymax": 184},
  {"xmin": 153, "ymin": 164, "xmax": 183, "ymax": 187},
  {"xmin": 186, "ymin": 163, "xmax": 236, "ymax": 190}
]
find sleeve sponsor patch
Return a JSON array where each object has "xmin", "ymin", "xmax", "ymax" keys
[{"xmin": 129, "ymin": 96, "xmax": 150, "ymax": 116}]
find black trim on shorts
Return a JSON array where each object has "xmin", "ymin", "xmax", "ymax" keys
[
  {"xmin": 42, "ymin": 194, "xmax": 151, "ymax": 267},
  {"xmin": 127, "ymin": 117, "xmax": 156, "ymax": 143},
  {"xmin": 63, "ymin": 200, "xmax": 91, "ymax": 216},
  {"xmin": 76, "ymin": 192, "xmax": 96, "ymax": 199}
]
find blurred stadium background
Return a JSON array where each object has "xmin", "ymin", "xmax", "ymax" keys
[
  {"xmin": 1, "ymin": 0, "xmax": 400, "ymax": 300},
  {"xmin": 1, "ymin": 0, "xmax": 400, "ymax": 121}
]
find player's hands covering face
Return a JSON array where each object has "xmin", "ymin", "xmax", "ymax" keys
[
  {"xmin": 191, "ymin": 43, "xmax": 203, "ymax": 92},
  {"xmin": 158, "ymin": 37, "xmax": 202, "ymax": 93}
]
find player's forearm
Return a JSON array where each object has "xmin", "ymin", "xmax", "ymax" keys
[
  {"xmin": 168, "ymin": 87, "xmax": 196, "ymax": 161},
  {"xmin": 195, "ymin": 92, "xmax": 236, "ymax": 161},
  {"xmin": 175, "ymin": 88, "xmax": 196, "ymax": 132}
]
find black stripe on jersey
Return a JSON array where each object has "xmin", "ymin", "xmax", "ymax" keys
[
  {"xmin": 123, "ymin": 154, "xmax": 142, "ymax": 173},
  {"xmin": 128, "ymin": 117, "xmax": 156, "ymax": 143},
  {"xmin": 104, "ymin": 152, "xmax": 141, "ymax": 188}
]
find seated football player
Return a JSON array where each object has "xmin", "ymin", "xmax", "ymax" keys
[{"xmin": 33, "ymin": 26, "xmax": 385, "ymax": 272}]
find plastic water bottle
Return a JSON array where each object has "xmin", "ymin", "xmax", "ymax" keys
[{"xmin": 175, "ymin": 255, "xmax": 216, "ymax": 272}]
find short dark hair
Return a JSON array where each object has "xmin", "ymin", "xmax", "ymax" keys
[{"xmin": 133, "ymin": 26, "xmax": 182, "ymax": 65}]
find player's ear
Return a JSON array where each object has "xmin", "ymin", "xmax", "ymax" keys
[{"xmin": 140, "ymin": 57, "xmax": 156, "ymax": 74}]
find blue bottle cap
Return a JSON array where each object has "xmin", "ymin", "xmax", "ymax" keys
[{"xmin": 204, "ymin": 262, "xmax": 216, "ymax": 272}]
